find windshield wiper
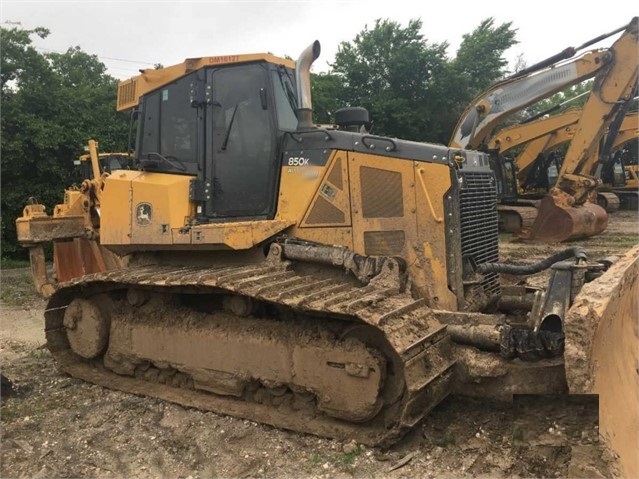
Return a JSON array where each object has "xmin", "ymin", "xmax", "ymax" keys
[
  {"xmin": 277, "ymin": 68, "xmax": 298, "ymax": 111},
  {"xmin": 221, "ymin": 104, "xmax": 238, "ymax": 151},
  {"xmin": 143, "ymin": 152, "xmax": 187, "ymax": 171}
]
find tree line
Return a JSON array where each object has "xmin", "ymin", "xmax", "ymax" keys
[{"xmin": 1, "ymin": 18, "xmax": 520, "ymax": 260}]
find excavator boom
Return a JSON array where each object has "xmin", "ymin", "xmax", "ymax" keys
[{"xmin": 449, "ymin": 20, "xmax": 633, "ymax": 150}]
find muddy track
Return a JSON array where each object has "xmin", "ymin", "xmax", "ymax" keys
[{"xmin": 44, "ymin": 261, "xmax": 456, "ymax": 447}]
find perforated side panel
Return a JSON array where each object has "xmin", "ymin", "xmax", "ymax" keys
[
  {"xmin": 360, "ymin": 167, "xmax": 403, "ymax": 218},
  {"xmin": 363, "ymin": 231, "xmax": 406, "ymax": 256},
  {"xmin": 305, "ymin": 196, "xmax": 346, "ymax": 225},
  {"xmin": 327, "ymin": 158, "xmax": 343, "ymax": 190},
  {"xmin": 117, "ymin": 80, "xmax": 137, "ymax": 110}
]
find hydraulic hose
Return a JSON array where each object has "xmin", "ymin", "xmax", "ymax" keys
[{"xmin": 476, "ymin": 247, "xmax": 587, "ymax": 276}]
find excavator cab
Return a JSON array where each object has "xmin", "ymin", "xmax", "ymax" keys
[{"xmin": 488, "ymin": 153, "xmax": 518, "ymax": 200}]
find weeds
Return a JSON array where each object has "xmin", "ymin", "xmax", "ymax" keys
[
  {"xmin": 1, "ymin": 394, "xmax": 52, "ymax": 422},
  {"xmin": 27, "ymin": 347, "xmax": 50, "ymax": 360},
  {"xmin": 0, "ymin": 269, "xmax": 38, "ymax": 307},
  {"xmin": 0, "ymin": 258, "xmax": 30, "ymax": 269},
  {"xmin": 335, "ymin": 447, "xmax": 363, "ymax": 468},
  {"xmin": 305, "ymin": 447, "xmax": 363, "ymax": 473}
]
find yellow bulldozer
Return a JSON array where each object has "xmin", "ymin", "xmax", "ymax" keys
[{"xmin": 15, "ymin": 36, "xmax": 639, "ymax": 477}]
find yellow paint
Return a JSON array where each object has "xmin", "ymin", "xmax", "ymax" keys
[
  {"xmin": 189, "ymin": 220, "xmax": 295, "ymax": 250},
  {"xmin": 348, "ymin": 152, "xmax": 417, "ymax": 257},
  {"xmin": 416, "ymin": 168, "xmax": 444, "ymax": 223},
  {"xmin": 117, "ymin": 53, "xmax": 295, "ymax": 112},
  {"xmin": 276, "ymin": 163, "xmax": 326, "ymax": 222},
  {"xmin": 413, "ymin": 162, "xmax": 457, "ymax": 310},
  {"xmin": 300, "ymin": 153, "xmax": 352, "ymax": 228}
]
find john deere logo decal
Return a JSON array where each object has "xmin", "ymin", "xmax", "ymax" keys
[{"xmin": 136, "ymin": 203, "xmax": 152, "ymax": 226}]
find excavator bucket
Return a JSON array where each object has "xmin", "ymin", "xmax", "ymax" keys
[
  {"xmin": 564, "ymin": 245, "xmax": 639, "ymax": 479},
  {"xmin": 518, "ymin": 195, "xmax": 608, "ymax": 242}
]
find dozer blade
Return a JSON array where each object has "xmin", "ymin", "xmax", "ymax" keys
[
  {"xmin": 564, "ymin": 245, "xmax": 639, "ymax": 479},
  {"xmin": 517, "ymin": 195, "xmax": 608, "ymax": 242}
]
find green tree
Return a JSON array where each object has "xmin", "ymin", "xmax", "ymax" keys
[
  {"xmin": 438, "ymin": 18, "xmax": 519, "ymax": 143},
  {"xmin": 328, "ymin": 18, "xmax": 518, "ymax": 144},
  {"xmin": 330, "ymin": 18, "xmax": 451, "ymax": 141},
  {"xmin": 311, "ymin": 71, "xmax": 347, "ymax": 124},
  {"xmin": 1, "ymin": 26, "xmax": 129, "ymax": 259}
]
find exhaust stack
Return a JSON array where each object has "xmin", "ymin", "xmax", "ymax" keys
[{"xmin": 295, "ymin": 40, "xmax": 321, "ymax": 130}]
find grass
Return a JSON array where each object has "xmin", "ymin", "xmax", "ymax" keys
[
  {"xmin": 0, "ymin": 268, "xmax": 39, "ymax": 307},
  {"xmin": 603, "ymin": 235, "xmax": 639, "ymax": 248},
  {"xmin": 27, "ymin": 346, "xmax": 51, "ymax": 360},
  {"xmin": 0, "ymin": 258, "xmax": 30, "ymax": 269},
  {"xmin": 335, "ymin": 447, "xmax": 363, "ymax": 468},
  {"xmin": 0, "ymin": 389, "xmax": 58, "ymax": 422},
  {"xmin": 305, "ymin": 447, "xmax": 363, "ymax": 474}
]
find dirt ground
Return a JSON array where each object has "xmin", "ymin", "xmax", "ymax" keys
[{"xmin": 1, "ymin": 210, "xmax": 637, "ymax": 479}]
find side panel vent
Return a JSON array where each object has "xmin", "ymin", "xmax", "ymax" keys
[
  {"xmin": 364, "ymin": 231, "xmax": 405, "ymax": 256},
  {"xmin": 305, "ymin": 196, "xmax": 346, "ymax": 225},
  {"xmin": 327, "ymin": 157, "xmax": 343, "ymax": 190},
  {"xmin": 117, "ymin": 79, "xmax": 138, "ymax": 111},
  {"xmin": 360, "ymin": 166, "xmax": 403, "ymax": 218}
]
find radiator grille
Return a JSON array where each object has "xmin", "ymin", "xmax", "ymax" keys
[
  {"xmin": 458, "ymin": 171, "xmax": 501, "ymax": 297},
  {"xmin": 360, "ymin": 167, "xmax": 403, "ymax": 218}
]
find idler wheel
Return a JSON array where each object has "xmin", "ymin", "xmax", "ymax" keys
[{"xmin": 63, "ymin": 297, "xmax": 110, "ymax": 359}]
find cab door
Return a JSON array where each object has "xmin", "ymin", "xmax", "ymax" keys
[{"xmin": 205, "ymin": 63, "xmax": 278, "ymax": 219}]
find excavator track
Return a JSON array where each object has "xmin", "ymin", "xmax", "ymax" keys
[
  {"xmin": 497, "ymin": 204, "xmax": 538, "ymax": 233},
  {"xmin": 44, "ymin": 261, "xmax": 456, "ymax": 446},
  {"xmin": 614, "ymin": 190, "xmax": 639, "ymax": 210},
  {"xmin": 596, "ymin": 191, "xmax": 621, "ymax": 213}
]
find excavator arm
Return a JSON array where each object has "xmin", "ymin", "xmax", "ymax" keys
[
  {"xmin": 514, "ymin": 109, "xmax": 637, "ymax": 187},
  {"xmin": 449, "ymin": 18, "xmax": 635, "ymax": 150},
  {"xmin": 487, "ymin": 107, "xmax": 584, "ymax": 176},
  {"xmin": 610, "ymin": 112, "xmax": 639, "ymax": 150}
]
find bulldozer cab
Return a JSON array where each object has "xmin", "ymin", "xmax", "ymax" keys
[{"xmin": 134, "ymin": 61, "xmax": 298, "ymax": 220}]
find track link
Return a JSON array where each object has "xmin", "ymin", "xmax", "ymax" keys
[{"xmin": 44, "ymin": 261, "xmax": 456, "ymax": 446}]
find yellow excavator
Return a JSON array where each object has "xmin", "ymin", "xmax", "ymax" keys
[
  {"xmin": 486, "ymin": 106, "xmax": 638, "ymax": 232},
  {"xmin": 513, "ymin": 100, "xmax": 638, "ymax": 210},
  {"xmin": 450, "ymin": 17, "xmax": 638, "ymax": 242},
  {"xmin": 15, "ymin": 36, "xmax": 638, "ymax": 476},
  {"xmin": 596, "ymin": 107, "xmax": 639, "ymax": 210},
  {"xmin": 485, "ymin": 105, "xmax": 586, "ymax": 232}
]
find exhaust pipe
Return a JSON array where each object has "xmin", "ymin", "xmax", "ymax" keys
[{"xmin": 295, "ymin": 40, "xmax": 321, "ymax": 130}]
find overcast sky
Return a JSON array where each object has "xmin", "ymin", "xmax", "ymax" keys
[{"xmin": 1, "ymin": 0, "xmax": 636, "ymax": 80}]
